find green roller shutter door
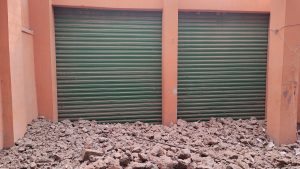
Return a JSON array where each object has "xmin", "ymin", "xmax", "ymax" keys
[
  {"xmin": 54, "ymin": 8, "xmax": 162, "ymax": 123},
  {"xmin": 178, "ymin": 12, "xmax": 269, "ymax": 121}
]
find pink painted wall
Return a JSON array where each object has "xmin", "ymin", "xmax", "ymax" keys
[
  {"xmin": 283, "ymin": 0, "xmax": 300, "ymax": 126},
  {"xmin": 21, "ymin": 0, "xmax": 38, "ymax": 124},
  {"xmin": 29, "ymin": 0, "xmax": 58, "ymax": 122},
  {"xmin": 8, "ymin": 0, "xmax": 28, "ymax": 141},
  {"xmin": 0, "ymin": 0, "xmax": 38, "ymax": 148},
  {"xmin": 162, "ymin": 0, "xmax": 178, "ymax": 125},
  {"xmin": 267, "ymin": 0, "xmax": 300, "ymax": 144},
  {"xmin": 0, "ymin": 0, "xmax": 12, "ymax": 150},
  {"xmin": 9, "ymin": 0, "xmax": 38, "ymax": 141}
]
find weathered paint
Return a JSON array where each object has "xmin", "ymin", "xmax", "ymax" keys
[{"xmin": 267, "ymin": 0, "xmax": 300, "ymax": 145}]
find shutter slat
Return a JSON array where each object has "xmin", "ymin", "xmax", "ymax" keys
[
  {"xmin": 55, "ymin": 8, "xmax": 162, "ymax": 123},
  {"xmin": 178, "ymin": 12, "xmax": 269, "ymax": 121}
]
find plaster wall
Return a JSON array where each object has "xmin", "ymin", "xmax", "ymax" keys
[
  {"xmin": 0, "ymin": 0, "xmax": 13, "ymax": 149},
  {"xmin": 0, "ymin": 0, "xmax": 38, "ymax": 148},
  {"xmin": 9, "ymin": 0, "xmax": 38, "ymax": 142},
  {"xmin": 8, "ymin": 0, "xmax": 29, "ymax": 141},
  {"xmin": 266, "ymin": 0, "xmax": 300, "ymax": 144},
  {"xmin": 29, "ymin": 0, "xmax": 57, "ymax": 121},
  {"xmin": 283, "ymin": 0, "xmax": 300, "ymax": 133},
  {"xmin": 21, "ymin": 0, "xmax": 38, "ymax": 124},
  {"xmin": 162, "ymin": 0, "xmax": 178, "ymax": 125}
]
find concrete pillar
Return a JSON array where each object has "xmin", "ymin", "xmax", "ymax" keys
[
  {"xmin": 267, "ymin": 0, "xmax": 300, "ymax": 144},
  {"xmin": 162, "ymin": 0, "xmax": 178, "ymax": 125},
  {"xmin": 29, "ymin": 0, "xmax": 58, "ymax": 121}
]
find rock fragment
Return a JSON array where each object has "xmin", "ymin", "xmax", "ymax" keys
[
  {"xmin": 119, "ymin": 154, "xmax": 131, "ymax": 167},
  {"xmin": 138, "ymin": 153, "xmax": 148, "ymax": 162},
  {"xmin": 81, "ymin": 149, "xmax": 104, "ymax": 161},
  {"xmin": 178, "ymin": 149, "xmax": 191, "ymax": 159},
  {"xmin": 129, "ymin": 162, "xmax": 154, "ymax": 169},
  {"xmin": 150, "ymin": 145, "xmax": 166, "ymax": 157}
]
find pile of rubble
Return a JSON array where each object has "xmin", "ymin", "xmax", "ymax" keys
[{"xmin": 0, "ymin": 117, "xmax": 299, "ymax": 169}]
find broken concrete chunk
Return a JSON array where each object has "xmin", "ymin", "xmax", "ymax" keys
[
  {"xmin": 81, "ymin": 149, "xmax": 104, "ymax": 161},
  {"xmin": 119, "ymin": 154, "xmax": 131, "ymax": 167},
  {"xmin": 130, "ymin": 162, "xmax": 154, "ymax": 169},
  {"xmin": 150, "ymin": 145, "xmax": 166, "ymax": 157},
  {"xmin": 138, "ymin": 153, "xmax": 148, "ymax": 162},
  {"xmin": 178, "ymin": 149, "xmax": 191, "ymax": 159}
]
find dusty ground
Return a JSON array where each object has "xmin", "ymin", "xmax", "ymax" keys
[{"xmin": 0, "ymin": 117, "xmax": 300, "ymax": 169}]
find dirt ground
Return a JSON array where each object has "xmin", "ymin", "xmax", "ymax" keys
[{"xmin": 0, "ymin": 117, "xmax": 299, "ymax": 169}]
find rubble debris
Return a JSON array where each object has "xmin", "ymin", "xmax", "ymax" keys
[{"xmin": 0, "ymin": 118, "xmax": 299, "ymax": 169}]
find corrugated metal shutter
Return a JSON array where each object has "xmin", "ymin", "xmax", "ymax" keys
[
  {"xmin": 54, "ymin": 8, "xmax": 162, "ymax": 123},
  {"xmin": 178, "ymin": 12, "xmax": 269, "ymax": 121}
]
